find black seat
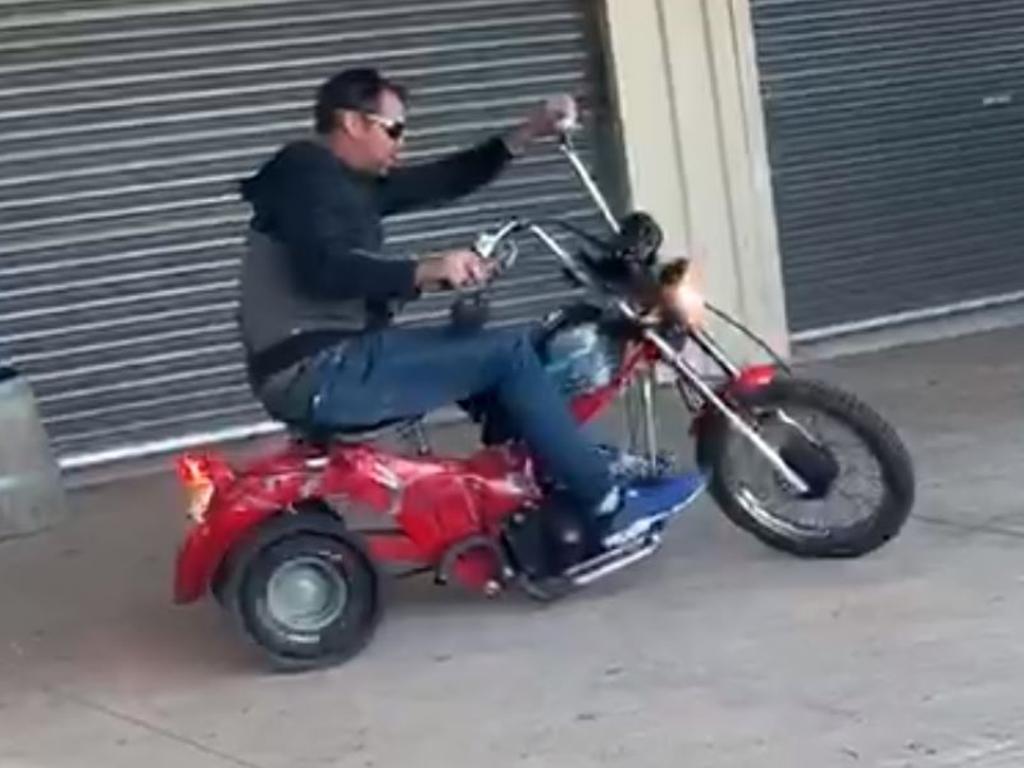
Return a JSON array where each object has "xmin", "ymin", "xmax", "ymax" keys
[
  {"xmin": 240, "ymin": 339, "xmax": 425, "ymax": 448},
  {"xmin": 285, "ymin": 415, "xmax": 425, "ymax": 448}
]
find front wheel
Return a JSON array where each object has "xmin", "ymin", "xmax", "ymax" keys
[{"xmin": 697, "ymin": 377, "xmax": 915, "ymax": 557}]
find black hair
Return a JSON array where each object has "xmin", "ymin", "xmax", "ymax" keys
[{"xmin": 313, "ymin": 67, "xmax": 408, "ymax": 134}]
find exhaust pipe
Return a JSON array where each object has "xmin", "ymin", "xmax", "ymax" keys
[{"xmin": 565, "ymin": 534, "xmax": 662, "ymax": 587}]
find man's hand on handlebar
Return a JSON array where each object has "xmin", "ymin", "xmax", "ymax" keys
[
  {"xmin": 415, "ymin": 248, "xmax": 494, "ymax": 291},
  {"xmin": 503, "ymin": 94, "xmax": 578, "ymax": 156}
]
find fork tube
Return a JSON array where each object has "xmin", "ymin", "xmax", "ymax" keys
[
  {"xmin": 642, "ymin": 328, "xmax": 810, "ymax": 494},
  {"xmin": 623, "ymin": 380, "xmax": 643, "ymax": 455},
  {"xmin": 639, "ymin": 367, "xmax": 659, "ymax": 465}
]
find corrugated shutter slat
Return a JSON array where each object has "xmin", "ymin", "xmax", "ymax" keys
[
  {"xmin": 0, "ymin": 0, "xmax": 611, "ymax": 461},
  {"xmin": 752, "ymin": 0, "xmax": 1024, "ymax": 333}
]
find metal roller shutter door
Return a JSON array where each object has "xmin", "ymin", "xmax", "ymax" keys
[
  {"xmin": 0, "ymin": 0, "xmax": 614, "ymax": 465},
  {"xmin": 751, "ymin": 0, "xmax": 1024, "ymax": 335}
]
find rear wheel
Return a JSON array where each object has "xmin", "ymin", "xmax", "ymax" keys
[
  {"xmin": 217, "ymin": 512, "xmax": 381, "ymax": 671},
  {"xmin": 238, "ymin": 532, "xmax": 379, "ymax": 670},
  {"xmin": 698, "ymin": 377, "xmax": 915, "ymax": 557}
]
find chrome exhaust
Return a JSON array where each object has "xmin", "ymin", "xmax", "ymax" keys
[{"xmin": 565, "ymin": 534, "xmax": 662, "ymax": 587}]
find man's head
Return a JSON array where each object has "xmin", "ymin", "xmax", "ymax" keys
[{"xmin": 315, "ymin": 68, "xmax": 407, "ymax": 175}]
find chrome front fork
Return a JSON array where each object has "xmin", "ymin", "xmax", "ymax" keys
[
  {"xmin": 614, "ymin": 301, "xmax": 811, "ymax": 496},
  {"xmin": 624, "ymin": 369, "xmax": 660, "ymax": 467},
  {"xmin": 642, "ymin": 328, "xmax": 811, "ymax": 495}
]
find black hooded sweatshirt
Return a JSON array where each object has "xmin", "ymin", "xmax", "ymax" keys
[{"xmin": 237, "ymin": 135, "xmax": 512, "ymax": 377}]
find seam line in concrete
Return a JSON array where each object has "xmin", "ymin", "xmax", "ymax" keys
[
  {"xmin": 914, "ymin": 513, "xmax": 1024, "ymax": 541},
  {"xmin": 45, "ymin": 684, "xmax": 269, "ymax": 768}
]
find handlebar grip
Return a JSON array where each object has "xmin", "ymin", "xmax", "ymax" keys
[{"xmin": 555, "ymin": 116, "xmax": 579, "ymax": 134}]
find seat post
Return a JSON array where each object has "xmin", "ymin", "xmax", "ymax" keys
[{"xmin": 398, "ymin": 420, "xmax": 432, "ymax": 456}]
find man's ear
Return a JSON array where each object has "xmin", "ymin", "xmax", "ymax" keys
[{"xmin": 337, "ymin": 109, "xmax": 363, "ymax": 137}]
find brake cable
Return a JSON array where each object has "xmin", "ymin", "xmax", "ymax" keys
[{"xmin": 705, "ymin": 302, "xmax": 793, "ymax": 375}]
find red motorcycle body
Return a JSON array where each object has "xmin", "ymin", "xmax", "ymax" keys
[{"xmin": 173, "ymin": 340, "xmax": 775, "ymax": 603}]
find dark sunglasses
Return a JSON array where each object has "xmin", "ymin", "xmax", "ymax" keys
[{"xmin": 364, "ymin": 112, "xmax": 406, "ymax": 141}]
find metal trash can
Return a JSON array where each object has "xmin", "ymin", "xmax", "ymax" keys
[{"xmin": 0, "ymin": 365, "xmax": 69, "ymax": 541}]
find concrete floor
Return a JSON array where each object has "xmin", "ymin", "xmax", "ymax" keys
[{"xmin": 1, "ymin": 328, "xmax": 1022, "ymax": 767}]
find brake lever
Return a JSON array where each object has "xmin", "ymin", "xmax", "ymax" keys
[{"xmin": 473, "ymin": 233, "xmax": 498, "ymax": 261}]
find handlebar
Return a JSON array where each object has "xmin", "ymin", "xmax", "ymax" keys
[
  {"xmin": 469, "ymin": 132, "xmax": 622, "ymax": 280},
  {"xmin": 455, "ymin": 123, "xmax": 655, "ymax": 320},
  {"xmin": 557, "ymin": 133, "xmax": 620, "ymax": 233}
]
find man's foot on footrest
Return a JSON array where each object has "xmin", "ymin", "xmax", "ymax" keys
[
  {"xmin": 600, "ymin": 472, "xmax": 706, "ymax": 549},
  {"xmin": 595, "ymin": 444, "xmax": 675, "ymax": 481}
]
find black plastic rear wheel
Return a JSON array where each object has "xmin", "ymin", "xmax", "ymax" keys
[{"xmin": 217, "ymin": 511, "xmax": 381, "ymax": 671}]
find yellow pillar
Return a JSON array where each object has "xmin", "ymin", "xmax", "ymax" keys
[{"xmin": 602, "ymin": 0, "xmax": 790, "ymax": 358}]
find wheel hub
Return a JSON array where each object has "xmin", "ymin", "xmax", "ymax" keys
[{"xmin": 266, "ymin": 555, "xmax": 348, "ymax": 633}]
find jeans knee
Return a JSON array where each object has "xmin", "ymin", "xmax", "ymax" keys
[{"xmin": 499, "ymin": 327, "xmax": 541, "ymax": 370}]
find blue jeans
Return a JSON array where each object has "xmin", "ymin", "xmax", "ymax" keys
[{"xmin": 308, "ymin": 326, "xmax": 614, "ymax": 508}]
